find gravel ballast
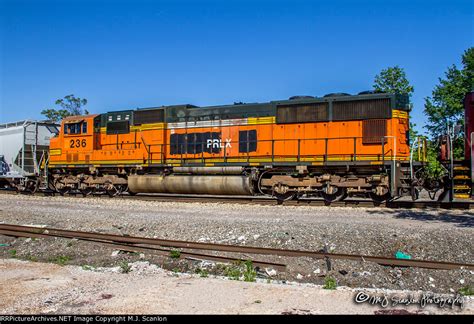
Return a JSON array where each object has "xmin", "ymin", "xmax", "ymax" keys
[{"xmin": 0, "ymin": 194, "xmax": 472, "ymax": 296}]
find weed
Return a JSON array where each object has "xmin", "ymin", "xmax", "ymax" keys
[
  {"xmin": 172, "ymin": 267, "xmax": 180, "ymax": 273},
  {"xmin": 224, "ymin": 264, "xmax": 242, "ymax": 280},
  {"xmin": 323, "ymin": 276, "xmax": 337, "ymax": 290},
  {"xmin": 223, "ymin": 260, "xmax": 257, "ymax": 282},
  {"xmin": 254, "ymin": 300, "xmax": 262, "ymax": 304},
  {"xmin": 82, "ymin": 265, "xmax": 95, "ymax": 271},
  {"xmin": 459, "ymin": 286, "xmax": 474, "ymax": 296},
  {"xmin": 119, "ymin": 261, "xmax": 131, "ymax": 273},
  {"xmin": 8, "ymin": 249, "xmax": 17, "ymax": 258},
  {"xmin": 195, "ymin": 268, "xmax": 209, "ymax": 278},
  {"xmin": 243, "ymin": 260, "xmax": 257, "ymax": 282},
  {"xmin": 66, "ymin": 241, "xmax": 74, "ymax": 247},
  {"xmin": 169, "ymin": 249, "xmax": 181, "ymax": 259}
]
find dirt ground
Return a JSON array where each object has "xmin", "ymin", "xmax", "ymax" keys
[{"xmin": 0, "ymin": 259, "xmax": 472, "ymax": 315}]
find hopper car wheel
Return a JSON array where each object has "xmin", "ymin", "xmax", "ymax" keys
[
  {"xmin": 321, "ymin": 186, "xmax": 347, "ymax": 203},
  {"xmin": 26, "ymin": 179, "xmax": 39, "ymax": 194}
]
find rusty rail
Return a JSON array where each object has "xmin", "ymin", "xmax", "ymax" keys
[
  {"xmin": 0, "ymin": 224, "xmax": 472, "ymax": 271},
  {"xmin": 0, "ymin": 227, "xmax": 286, "ymax": 271}
]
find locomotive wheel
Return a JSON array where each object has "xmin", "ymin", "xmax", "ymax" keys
[
  {"xmin": 369, "ymin": 192, "xmax": 391, "ymax": 202},
  {"xmin": 106, "ymin": 188, "xmax": 118, "ymax": 197},
  {"xmin": 80, "ymin": 187, "xmax": 93, "ymax": 197},
  {"xmin": 53, "ymin": 178, "xmax": 70, "ymax": 196},
  {"xmin": 272, "ymin": 183, "xmax": 296, "ymax": 202},
  {"xmin": 274, "ymin": 191, "xmax": 297, "ymax": 202},
  {"xmin": 104, "ymin": 181, "xmax": 119, "ymax": 197},
  {"xmin": 369, "ymin": 186, "xmax": 391, "ymax": 202},
  {"xmin": 321, "ymin": 187, "xmax": 347, "ymax": 203},
  {"xmin": 58, "ymin": 188, "xmax": 71, "ymax": 196}
]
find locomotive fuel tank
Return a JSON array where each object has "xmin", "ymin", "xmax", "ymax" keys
[{"xmin": 128, "ymin": 174, "xmax": 254, "ymax": 195}]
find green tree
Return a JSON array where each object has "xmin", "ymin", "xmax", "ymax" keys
[
  {"xmin": 424, "ymin": 47, "xmax": 474, "ymax": 159},
  {"xmin": 374, "ymin": 65, "xmax": 418, "ymax": 145},
  {"xmin": 41, "ymin": 94, "xmax": 89, "ymax": 122},
  {"xmin": 373, "ymin": 65, "xmax": 414, "ymax": 95}
]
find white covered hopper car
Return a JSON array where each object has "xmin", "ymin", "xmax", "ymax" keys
[{"xmin": 0, "ymin": 120, "xmax": 58, "ymax": 192}]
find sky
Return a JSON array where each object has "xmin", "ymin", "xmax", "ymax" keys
[{"xmin": 1, "ymin": 0, "xmax": 473, "ymax": 134}]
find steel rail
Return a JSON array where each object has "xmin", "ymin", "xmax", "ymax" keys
[
  {"xmin": 0, "ymin": 228, "xmax": 286, "ymax": 271},
  {"xmin": 0, "ymin": 224, "xmax": 472, "ymax": 271}
]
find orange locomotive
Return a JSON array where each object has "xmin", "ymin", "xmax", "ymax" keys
[{"xmin": 48, "ymin": 92, "xmax": 418, "ymax": 202}]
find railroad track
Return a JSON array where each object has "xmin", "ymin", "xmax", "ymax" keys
[
  {"xmin": 1, "ymin": 224, "xmax": 473, "ymax": 271},
  {"xmin": 0, "ymin": 224, "xmax": 286, "ymax": 271},
  {"xmin": 1, "ymin": 189, "xmax": 473, "ymax": 209}
]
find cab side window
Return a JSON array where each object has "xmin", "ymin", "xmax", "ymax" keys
[{"xmin": 64, "ymin": 122, "xmax": 84, "ymax": 135}]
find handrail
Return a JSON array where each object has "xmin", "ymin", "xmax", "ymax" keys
[{"xmin": 92, "ymin": 135, "xmax": 407, "ymax": 165}]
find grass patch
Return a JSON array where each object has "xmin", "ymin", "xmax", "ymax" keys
[
  {"xmin": 459, "ymin": 286, "xmax": 474, "ymax": 296},
  {"xmin": 8, "ymin": 249, "xmax": 17, "ymax": 258},
  {"xmin": 323, "ymin": 276, "xmax": 337, "ymax": 290}
]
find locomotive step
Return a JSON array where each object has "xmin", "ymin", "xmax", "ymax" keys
[
  {"xmin": 454, "ymin": 193, "xmax": 471, "ymax": 199},
  {"xmin": 453, "ymin": 175, "xmax": 470, "ymax": 180},
  {"xmin": 454, "ymin": 185, "xmax": 471, "ymax": 190}
]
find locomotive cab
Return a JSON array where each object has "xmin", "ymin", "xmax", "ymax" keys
[{"xmin": 49, "ymin": 114, "xmax": 99, "ymax": 166}]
